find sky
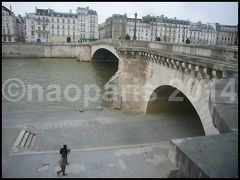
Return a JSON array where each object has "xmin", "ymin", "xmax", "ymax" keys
[{"xmin": 2, "ymin": 2, "xmax": 238, "ymax": 25}]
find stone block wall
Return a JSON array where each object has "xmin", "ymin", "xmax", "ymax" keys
[{"xmin": 2, "ymin": 43, "xmax": 91, "ymax": 61}]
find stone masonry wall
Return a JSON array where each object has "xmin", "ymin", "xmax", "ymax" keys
[{"xmin": 2, "ymin": 43, "xmax": 91, "ymax": 61}]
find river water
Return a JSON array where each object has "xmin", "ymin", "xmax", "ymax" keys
[{"xmin": 2, "ymin": 58, "xmax": 118, "ymax": 113}]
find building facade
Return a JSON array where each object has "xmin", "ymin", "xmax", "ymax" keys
[
  {"xmin": 25, "ymin": 7, "xmax": 98, "ymax": 43},
  {"xmin": 2, "ymin": 6, "xmax": 25, "ymax": 42},
  {"xmin": 215, "ymin": 24, "xmax": 238, "ymax": 46},
  {"xmin": 99, "ymin": 14, "xmax": 127, "ymax": 40},
  {"xmin": 99, "ymin": 13, "xmax": 238, "ymax": 46}
]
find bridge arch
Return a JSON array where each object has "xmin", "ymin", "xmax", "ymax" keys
[
  {"xmin": 91, "ymin": 44, "xmax": 121, "ymax": 62},
  {"xmin": 142, "ymin": 63, "xmax": 219, "ymax": 136},
  {"xmin": 146, "ymin": 85, "xmax": 205, "ymax": 135}
]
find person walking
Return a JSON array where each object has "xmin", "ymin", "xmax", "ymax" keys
[
  {"xmin": 57, "ymin": 154, "xmax": 67, "ymax": 176},
  {"xmin": 60, "ymin": 144, "xmax": 70, "ymax": 165}
]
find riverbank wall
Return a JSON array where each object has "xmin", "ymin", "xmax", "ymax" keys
[{"xmin": 2, "ymin": 43, "xmax": 91, "ymax": 61}]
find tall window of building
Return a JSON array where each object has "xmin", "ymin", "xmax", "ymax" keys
[
  {"xmin": 68, "ymin": 25, "xmax": 70, "ymax": 30},
  {"xmin": 57, "ymin": 30, "xmax": 59, "ymax": 35},
  {"xmin": 52, "ymin": 18, "xmax": 54, "ymax": 22},
  {"xmin": 3, "ymin": 29, "xmax": 5, "ymax": 34},
  {"xmin": 62, "ymin": 19, "xmax": 64, "ymax": 23},
  {"xmin": 57, "ymin": 18, "xmax": 59, "ymax": 23},
  {"xmin": 52, "ymin": 24, "xmax": 54, "ymax": 28},
  {"xmin": 31, "ymin": 31, "xmax": 34, "ymax": 36},
  {"xmin": 73, "ymin": 25, "xmax": 75, "ymax": 30},
  {"xmin": 68, "ymin": 19, "xmax": 70, "ymax": 23},
  {"xmin": 73, "ymin": 19, "xmax": 75, "ymax": 24},
  {"xmin": 62, "ymin": 31, "xmax": 65, "ymax": 35},
  {"xmin": 62, "ymin": 25, "xmax": 64, "ymax": 29}
]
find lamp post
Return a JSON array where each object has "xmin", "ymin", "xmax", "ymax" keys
[{"xmin": 133, "ymin": 12, "xmax": 137, "ymax": 40}]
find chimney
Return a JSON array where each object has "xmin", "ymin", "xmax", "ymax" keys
[
  {"xmin": 10, "ymin": 5, "xmax": 12, "ymax": 12},
  {"xmin": 70, "ymin": 9, "xmax": 72, "ymax": 13}
]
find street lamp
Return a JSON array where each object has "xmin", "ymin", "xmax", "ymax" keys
[{"xmin": 133, "ymin": 12, "xmax": 137, "ymax": 40}]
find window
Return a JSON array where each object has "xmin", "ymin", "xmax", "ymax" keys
[
  {"xmin": 68, "ymin": 19, "xmax": 70, "ymax": 23},
  {"xmin": 52, "ymin": 18, "xmax": 54, "ymax": 22},
  {"xmin": 68, "ymin": 25, "xmax": 70, "ymax": 30},
  {"xmin": 73, "ymin": 25, "xmax": 75, "ymax": 30},
  {"xmin": 31, "ymin": 31, "xmax": 34, "ymax": 36},
  {"xmin": 73, "ymin": 19, "xmax": 75, "ymax": 24},
  {"xmin": 52, "ymin": 30, "xmax": 54, "ymax": 35},
  {"xmin": 62, "ymin": 19, "xmax": 65, "ymax": 23},
  {"xmin": 7, "ymin": 29, "xmax": 10, "ymax": 34},
  {"xmin": 63, "ymin": 31, "xmax": 65, "ymax": 35},
  {"xmin": 57, "ymin": 30, "xmax": 59, "ymax": 35},
  {"xmin": 52, "ymin": 24, "xmax": 54, "ymax": 28},
  {"xmin": 62, "ymin": 25, "xmax": 64, "ymax": 29},
  {"xmin": 38, "ymin": 26, "xmax": 41, "ymax": 31},
  {"xmin": 57, "ymin": 25, "xmax": 59, "ymax": 29},
  {"xmin": 57, "ymin": 18, "xmax": 59, "ymax": 23},
  {"xmin": 3, "ymin": 29, "xmax": 5, "ymax": 34}
]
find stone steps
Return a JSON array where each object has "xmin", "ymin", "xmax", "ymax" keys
[{"xmin": 11, "ymin": 127, "xmax": 37, "ymax": 153}]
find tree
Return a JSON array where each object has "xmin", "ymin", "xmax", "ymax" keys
[{"xmin": 125, "ymin": 33, "xmax": 130, "ymax": 40}]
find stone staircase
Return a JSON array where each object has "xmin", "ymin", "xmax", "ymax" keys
[{"xmin": 11, "ymin": 126, "xmax": 37, "ymax": 154}]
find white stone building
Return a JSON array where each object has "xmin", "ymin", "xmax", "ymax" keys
[
  {"xmin": 99, "ymin": 13, "xmax": 238, "ymax": 46},
  {"xmin": 2, "ymin": 5, "xmax": 24, "ymax": 42},
  {"xmin": 25, "ymin": 7, "xmax": 98, "ymax": 43}
]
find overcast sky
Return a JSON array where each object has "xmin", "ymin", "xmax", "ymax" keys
[{"xmin": 2, "ymin": 2, "xmax": 238, "ymax": 25}]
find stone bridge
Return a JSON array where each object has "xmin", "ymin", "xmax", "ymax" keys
[{"xmin": 90, "ymin": 39, "xmax": 238, "ymax": 136}]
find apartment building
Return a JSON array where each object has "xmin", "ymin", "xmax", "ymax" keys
[
  {"xmin": 99, "ymin": 13, "xmax": 238, "ymax": 46},
  {"xmin": 2, "ymin": 5, "xmax": 24, "ymax": 42},
  {"xmin": 25, "ymin": 7, "xmax": 98, "ymax": 43}
]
